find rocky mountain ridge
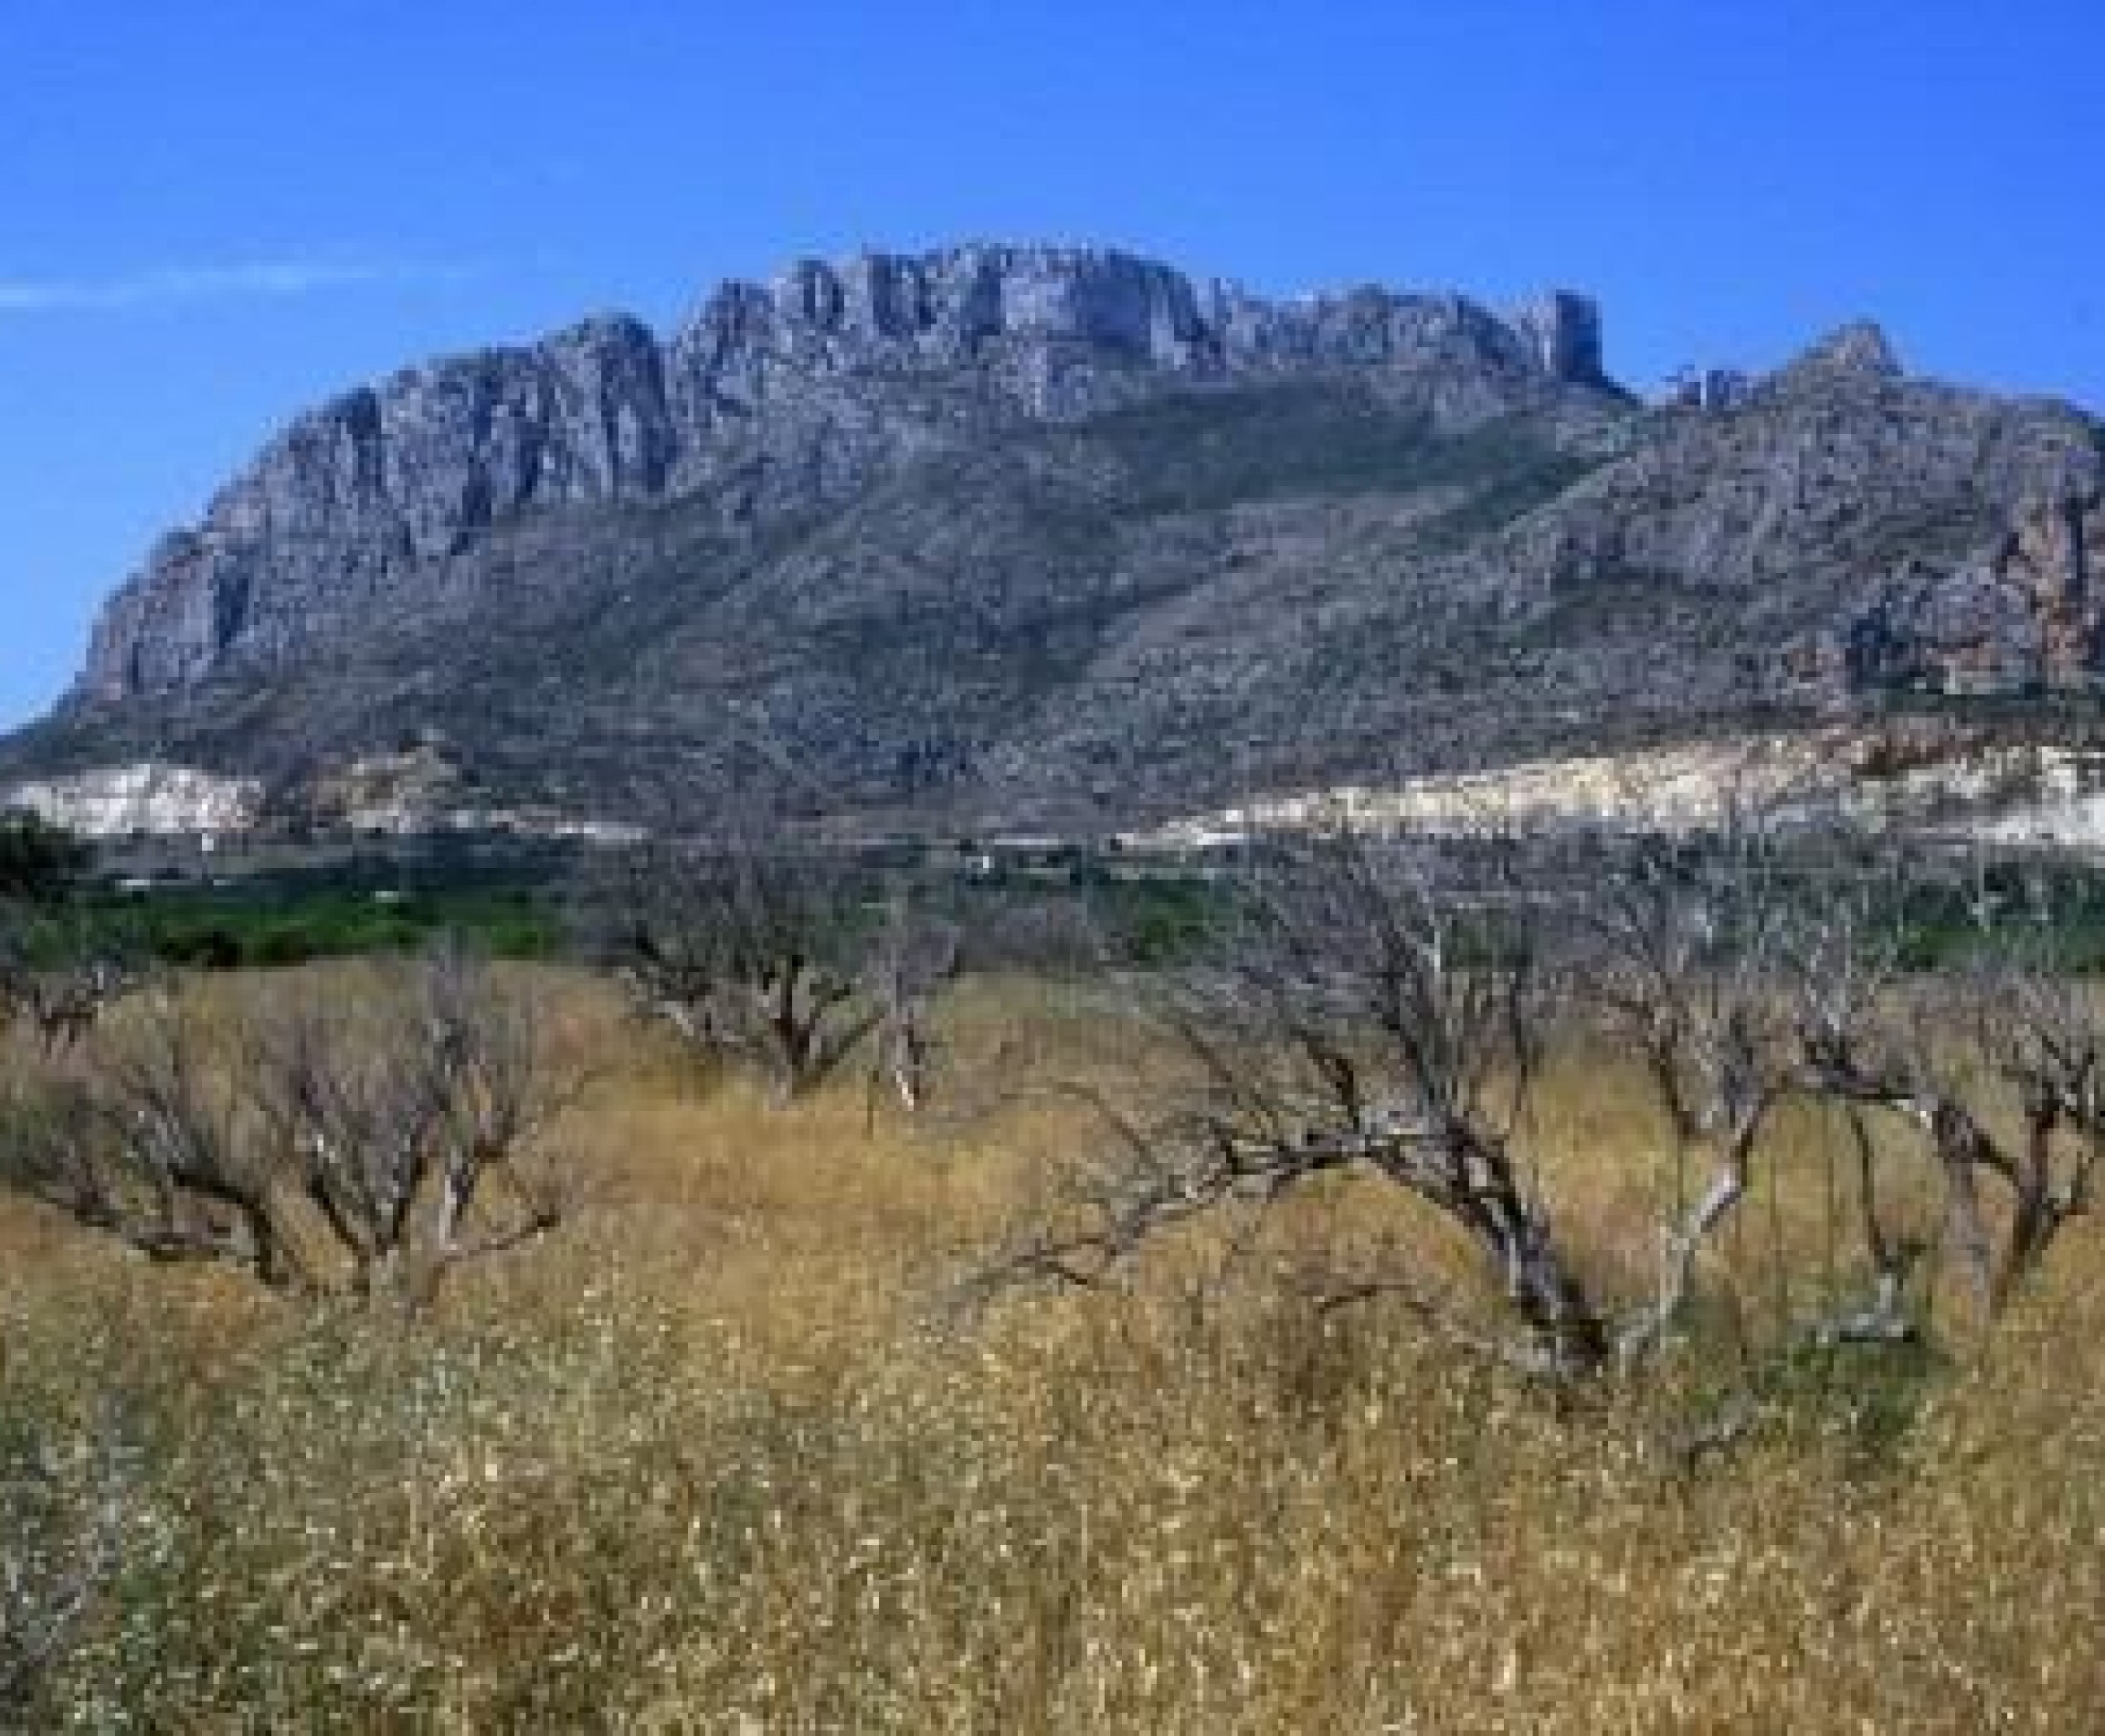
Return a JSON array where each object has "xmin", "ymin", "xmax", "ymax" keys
[
  {"xmin": 79, "ymin": 243, "xmax": 1603, "ymax": 702},
  {"xmin": 11, "ymin": 240, "xmax": 2105, "ymax": 839}
]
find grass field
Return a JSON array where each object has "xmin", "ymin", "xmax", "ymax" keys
[{"xmin": 4, "ymin": 969, "xmax": 2103, "ymax": 1731}]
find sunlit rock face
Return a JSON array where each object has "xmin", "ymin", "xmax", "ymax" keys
[
  {"xmin": 75, "ymin": 244, "xmax": 1602, "ymax": 702},
  {"xmin": 18, "ymin": 244, "xmax": 2105, "ymax": 842},
  {"xmin": 4, "ymin": 763, "xmax": 263, "ymax": 837}
]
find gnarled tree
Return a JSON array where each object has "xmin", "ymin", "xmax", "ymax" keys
[
  {"xmin": 601, "ymin": 839, "xmax": 955, "ymax": 1109},
  {"xmin": 1577, "ymin": 822, "xmax": 1932, "ymax": 1361},
  {"xmin": 1004, "ymin": 818, "xmax": 2105, "ymax": 1397},
  {"xmin": 1794, "ymin": 933, "xmax": 2105, "ymax": 1315},
  {"xmin": 0, "ymin": 945, "xmax": 577, "ymax": 1308},
  {"xmin": 1009, "ymin": 829, "xmax": 1611, "ymax": 1381}
]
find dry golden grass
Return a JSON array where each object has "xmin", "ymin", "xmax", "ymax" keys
[{"xmin": 3, "ymin": 968, "xmax": 2102, "ymax": 1731}]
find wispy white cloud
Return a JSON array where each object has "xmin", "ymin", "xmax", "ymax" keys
[{"xmin": 0, "ymin": 255, "xmax": 476, "ymax": 315}]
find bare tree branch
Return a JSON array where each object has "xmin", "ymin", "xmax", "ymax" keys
[
  {"xmin": 597, "ymin": 837, "xmax": 954, "ymax": 1110},
  {"xmin": 1, "ymin": 947, "xmax": 582, "ymax": 1309},
  {"xmin": 995, "ymin": 828, "xmax": 1613, "ymax": 1380}
]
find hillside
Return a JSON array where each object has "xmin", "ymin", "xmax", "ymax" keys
[{"xmin": 5, "ymin": 243, "xmax": 2102, "ymax": 837}]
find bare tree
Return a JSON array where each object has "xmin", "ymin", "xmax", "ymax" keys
[
  {"xmin": 1586, "ymin": 820, "xmax": 2105, "ymax": 1360},
  {"xmin": 246, "ymin": 941, "xmax": 577, "ymax": 1304},
  {"xmin": 1794, "ymin": 934, "xmax": 2105, "ymax": 1314},
  {"xmin": 1007, "ymin": 830, "xmax": 1612, "ymax": 1381},
  {"xmin": 863, "ymin": 894, "xmax": 959, "ymax": 1118},
  {"xmin": 604, "ymin": 840, "xmax": 954, "ymax": 1110},
  {"xmin": 2, "ymin": 995, "xmax": 287, "ymax": 1281},
  {"xmin": 0, "ymin": 946, "xmax": 578, "ymax": 1308},
  {"xmin": 1001, "ymin": 815, "xmax": 2105, "ymax": 1397},
  {"xmin": 1579, "ymin": 824, "xmax": 1791, "ymax": 1365},
  {"xmin": 1573, "ymin": 821, "xmax": 1936, "ymax": 1361}
]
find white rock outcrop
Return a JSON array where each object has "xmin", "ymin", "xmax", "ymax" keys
[{"xmin": 4, "ymin": 763, "xmax": 263, "ymax": 837}]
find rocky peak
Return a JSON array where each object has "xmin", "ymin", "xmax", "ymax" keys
[
  {"xmin": 670, "ymin": 243, "xmax": 1597, "ymax": 386},
  {"xmin": 17, "ymin": 240, "xmax": 2105, "ymax": 843},
  {"xmin": 1768, "ymin": 320, "xmax": 1904, "ymax": 396},
  {"xmin": 676, "ymin": 244, "xmax": 1216, "ymax": 371},
  {"xmin": 1511, "ymin": 291, "xmax": 1605, "ymax": 386},
  {"xmin": 76, "ymin": 243, "xmax": 1610, "ymax": 703}
]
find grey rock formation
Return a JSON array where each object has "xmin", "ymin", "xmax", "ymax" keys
[
  {"xmin": 1505, "ymin": 326, "xmax": 2099, "ymax": 604},
  {"xmin": 1664, "ymin": 367, "xmax": 1753, "ymax": 412},
  {"xmin": 16, "ymin": 240, "xmax": 2104, "ymax": 838},
  {"xmin": 79, "ymin": 244, "xmax": 1603, "ymax": 704},
  {"xmin": 1767, "ymin": 320, "xmax": 1905, "ymax": 396},
  {"xmin": 1839, "ymin": 491, "xmax": 2105, "ymax": 693},
  {"xmin": 1512, "ymin": 292, "xmax": 1604, "ymax": 387}
]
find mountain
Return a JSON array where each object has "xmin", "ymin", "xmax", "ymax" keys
[{"xmin": 5, "ymin": 241, "xmax": 2102, "ymax": 838}]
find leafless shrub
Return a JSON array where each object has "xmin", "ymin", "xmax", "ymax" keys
[
  {"xmin": 0, "ymin": 889, "xmax": 153, "ymax": 1059},
  {"xmin": 17, "ymin": 959, "xmax": 152, "ymax": 1057},
  {"xmin": 1000, "ymin": 813, "xmax": 2105, "ymax": 1402},
  {"xmin": 245, "ymin": 941, "xmax": 579, "ymax": 1305},
  {"xmin": 1796, "ymin": 929, "xmax": 2105, "ymax": 1315},
  {"xmin": 863, "ymin": 894, "xmax": 959, "ymax": 1118},
  {"xmin": 599, "ymin": 840, "xmax": 955, "ymax": 1111},
  {"xmin": 1, "ymin": 992, "xmax": 283, "ymax": 1279},
  {"xmin": 0, "ymin": 946, "xmax": 579, "ymax": 1308},
  {"xmin": 1006, "ymin": 830, "xmax": 1611, "ymax": 1380}
]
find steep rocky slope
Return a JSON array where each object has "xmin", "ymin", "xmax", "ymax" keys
[{"xmin": 5, "ymin": 242, "xmax": 2101, "ymax": 836}]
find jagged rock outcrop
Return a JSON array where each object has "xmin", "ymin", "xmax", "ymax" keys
[
  {"xmin": 1837, "ymin": 490, "xmax": 2105, "ymax": 693},
  {"xmin": 13, "ymin": 245, "xmax": 2104, "ymax": 839},
  {"xmin": 1507, "ymin": 324, "xmax": 2100, "ymax": 605},
  {"xmin": 79, "ymin": 244, "xmax": 1605, "ymax": 702},
  {"xmin": 1764, "ymin": 319, "xmax": 1904, "ymax": 396},
  {"xmin": 85, "ymin": 312, "xmax": 681, "ymax": 693}
]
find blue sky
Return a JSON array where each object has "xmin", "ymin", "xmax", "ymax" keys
[{"xmin": 4, "ymin": 0, "xmax": 2101, "ymax": 729}]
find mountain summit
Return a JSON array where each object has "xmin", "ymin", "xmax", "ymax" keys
[
  {"xmin": 76, "ymin": 243, "xmax": 1606, "ymax": 702},
  {"xmin": 8, "ymin": 242, "xmax": 2103, "ymax": 833}
]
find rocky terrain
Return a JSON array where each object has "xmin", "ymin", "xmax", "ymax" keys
[{"xmin": 5, "ymin": 241, "xmax": 2102, "ymax": 839}]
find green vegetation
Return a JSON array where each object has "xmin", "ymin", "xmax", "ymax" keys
[
  {"xmin": 1892, "ymin": 859, "xmax": 2105, "ymax": 973},
  {"xmin": 1412, "ymin": 449, "xmax": 1603, "ymax": 545},
  {"xmin": 0, "ymin": 813, "xmax": 91, "ymax": 905},
  {"xmin": 81, "ymin": 881, "xmax": 560, "ymax": 969},
  {"xmin": 1086, "ymin": 873, "xmax": 1222, "ymax": 964},
  {"xmin": 1084, "ymin": 382, "xmax": 1445, "ymax": 512},
  {"xmin": 1079, "ymin": 385, "xmax": 1614, "ymax": 531}
]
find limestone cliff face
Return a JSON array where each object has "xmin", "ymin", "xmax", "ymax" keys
[
  {"xmin": 5, "ymin": 763, "xmax": 262, "ymax": 837},
  {"xmin": 82, "ymin": 312, "xmax": 679, "ymax": 694},
  {"xmin": 29, "ymin": 242, "xmax": 2105, "ymax": 840},
  {"xmin": 1505, "ymin": 323, "xmax": 2100, "ymax": 605},
  {"xmin": 1834, "ymin": 490, "xmax": 2105, "ymax": 693},
  {"xmin": 79, "ymin": 244, "xmax": 1603, "ymax": 701}
]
